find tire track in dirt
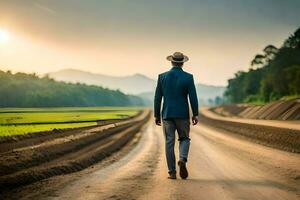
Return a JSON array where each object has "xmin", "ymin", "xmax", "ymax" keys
[{"xmin": 25, "ymin": 121, "xmax": 162, "ymax": 200}]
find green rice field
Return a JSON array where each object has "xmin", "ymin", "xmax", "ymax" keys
[{"xmin": 0, "ymin": 107, "xmax": 140, "ymax": 137}]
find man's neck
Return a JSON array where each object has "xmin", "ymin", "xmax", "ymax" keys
[{"xmin": 172, "ymin": 66, "xmax": 183, "ymax": 70}]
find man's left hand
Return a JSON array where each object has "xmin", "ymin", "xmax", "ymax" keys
[
  {"xmin": 192, "ymin": 116, "xmax": 198, "ymax": 125},
  {"xmin": 155, "ymin": 118, "xmax": 161, "ymax": 126}
]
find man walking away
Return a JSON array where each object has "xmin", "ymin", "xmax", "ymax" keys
[{"xmin": 154, "ymin": 52, "xmax": 199, "ymax": 180}]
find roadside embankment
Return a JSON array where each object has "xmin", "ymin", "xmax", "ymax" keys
[
  {"xmin": 200, "ymin": 108, "xmax": 300, "ymax": 153},
  {"xmin": 211, "ymin": 99, "xmax": 300, "ymax": 120}
]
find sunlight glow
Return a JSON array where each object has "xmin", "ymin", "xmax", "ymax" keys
[{"xmin": 0, "ymin": 29, "xmax": 10, "ymax": 43}]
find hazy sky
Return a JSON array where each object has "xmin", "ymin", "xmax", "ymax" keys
[{"xmin": 0, "ymin": 0, "xmax": 299, "ymax": 85}]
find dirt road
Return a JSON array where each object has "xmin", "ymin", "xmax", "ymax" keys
[{"xmin": 6, "ymin": 120, "xmax": 300, "ymax": 200}]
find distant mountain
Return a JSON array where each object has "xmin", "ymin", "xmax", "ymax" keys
[
  {"xmin": 48, "ymin": 69, "xmax": 225, "ymax": 105},
  {"xmin": 196, "ymin": 84, "xmax": 226, "ymax": 101},
  {"xmin": 48, "ymin": 69, "xmax": 155, "ymax": 94}
]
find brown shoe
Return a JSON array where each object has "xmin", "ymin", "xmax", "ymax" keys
[
  {"xmin": 178, "ymin": 160, "xmax": 188, "ymax": 179},
  {"xmin": 168, "ymin": 173, "xmax": 177, "ymax": 179}
]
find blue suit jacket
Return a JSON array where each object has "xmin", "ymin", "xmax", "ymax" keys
[{"xmin": 154, "ymin": 66, "xmax": 199, "ymax": 120}]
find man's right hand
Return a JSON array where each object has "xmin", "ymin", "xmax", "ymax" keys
[{"xmin": 155, "ymin": 118, "xmax": 161, "ymax": 126}]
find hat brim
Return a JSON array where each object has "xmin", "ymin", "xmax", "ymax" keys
[{"xmin": 166, "ymin": 55, "xmax": 189, "ymax": 63}]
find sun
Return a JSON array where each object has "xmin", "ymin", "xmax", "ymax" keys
[{"xmin": 0, "ymin": 29, "xmax": 10, "ymax": 43}]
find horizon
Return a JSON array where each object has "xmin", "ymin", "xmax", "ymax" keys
[
  {"xmin": 3, "ymin": 67, "xmax": 229, "ymax": 87},
  {"xmin": 0, "ymin": 0, "xmax": 300, "ymax": 86},
  {"xmin": 0, "ymin": 66, "xmax": 227, "ymax": 87},
  {"xmin": 47, "ymin": 68, "xmax": 227, "ymax": 87}
]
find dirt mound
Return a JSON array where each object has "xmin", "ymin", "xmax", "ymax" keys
[
  {"xmin": 0, "ymin": 110, "xmax": 150, "ymax": 192},
  {"xmin": 199, "ymin": 113, "xmax": 300, "ymax": 153},
  {"xmin": 211, "ymin": 99, "xmax": 300, "ymax": 120},
  {"xmin": 212, "ymin": 104, "xmax": 248, "ymax": 117}
]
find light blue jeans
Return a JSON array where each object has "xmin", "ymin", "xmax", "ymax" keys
[{"xmin": 163, "ymin": 119, "xmax": 190, "ymax": 174}]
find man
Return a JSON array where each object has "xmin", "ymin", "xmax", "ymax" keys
[{"xmin": 154, "ymin": 52, "xmax": 199, "ymax": 180}]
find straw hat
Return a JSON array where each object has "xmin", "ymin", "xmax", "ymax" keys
[{"xmin": 166, "ymin": 52, "xmax": 189, "ymax": 63}]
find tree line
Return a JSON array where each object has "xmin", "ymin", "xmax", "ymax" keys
[
  {"xmin": 0, "ymin": 71, "xmax": 145, "ymax": 107},
  {"xmin": 225, "ymin": 27, "xmax": 300, "ymax": 103}
]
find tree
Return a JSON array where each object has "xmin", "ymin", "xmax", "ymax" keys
[
  {"xmin": 283, "ymin": 27, "xmax": 300, "ymax": 49},
  {"xmin": 251, "ymin": 54, "xmax": 265, "ymax": 67},
  {"xmin": 225, "ymin": 27, "xmax": 300, "ymax": 104},
  {"xmin": 263, "ymin": 45, "xmax": 278, "ymax": 62},
  {"xmin": 0, "ymin": 70, "xmax": 145, "ymax": 107},
  {"xmin": 214, "ymin": 96, "xmax": 223, "ymax": 105}
]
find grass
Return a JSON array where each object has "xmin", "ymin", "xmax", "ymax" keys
[
  {"xmin": 0, "ymin": 122, "xmax": 97, "ymax": 137},
  {"xmin": 0, "ymin": 107, "xmax": 140, "ymax": 137},
  {"xmin": 280, "ymin": 95, "xmax": 300, "ymax": 101},
  {"xmin": 246, "ymin": 101, "xmax": 266, "ymax": 106},
  {"xmin": 246, "ymin": 95, "xmax": 300, "ymax": 106}
]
